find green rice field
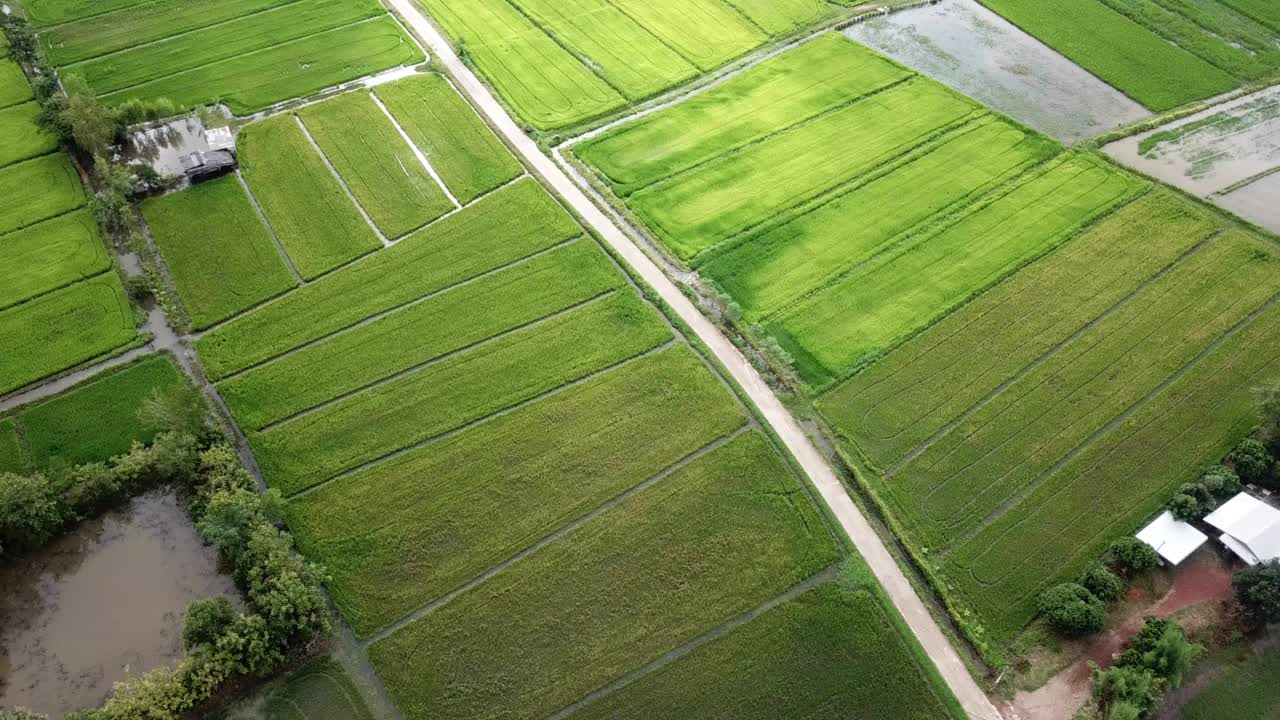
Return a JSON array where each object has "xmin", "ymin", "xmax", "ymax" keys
[
  {"xmin": 260, "ymin": 657, "xmax": 376, "ymax": 720},
  {"xmin": 237, "ymin": 114, "xmax": 382, "ymax": 278},
  {"xmin": 0, "ymin": 153, "xmax": 86, "ymax": 236},
  {"xmin": 0, "ymin": 59, "xmax": 33, "ymax": 108},
  {"xmin": 21, "ymin": 0, "xmax": 151, "ymax": 27},
  {"xmin": 142, "ymin": 175, "xmax": 297, "ymax": 329},
  {"xmin": 0, "ymin": 211, "xmax": 110, "ymax": 312},
  {"xmin": 374, "ymin": 73, "xmax": 523, "ymax": 204},
  {"xmin": 299, "ymin": 91, "xmax": 453, "ymax": 239},
  {"xmin": 1183, "ymin": 645, "xmax": 1280, "ymax": 720},
  {"xmin": 0, "ymin": 101, "xmax": 58, "ymax": 168},
  {"xmin": 0, "ymin": 418, "xmax": 24, "ymax": 474}
]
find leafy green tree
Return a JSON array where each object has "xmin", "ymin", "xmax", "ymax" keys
[
  {"xmin": 1167, "ymin": 493, "xmax": 1201, "ymax": 522},
  {"xmin": 196, "ymin": 488, "xmax": 283, "ymax": 558},
  {"xmin": 183, "ymin": 596, "xmax": 237, "ymax": 651},
  {"xmin": 1256, "ymin": 382, "xmax": 1280, "ymax": 455},
  {"xmin": 61, "ymin": 76, "xmax": 117, "ymax": 158},
  {"xmin": 1040, "ymin": 583, "xmax": 1105, "ymax": 636},
  {"xmin": 239, "ymin": 523, "xmax": 331, "ymax": 643},
  {"xmin": 1107, "ymin": 701, "xmax": 1142, "ymax": 720},
  {"xmin": 1230, "ymin": 439, "xmax": 1275, "ymax": 487},
  {"xmin": 1081, "ymin": 562, "xmax": 1125, "ymax": 601},
  {"xmin": 0, "ymin": 472, "xmax": 63, "ymax": 558},
  {"xmin": 1092, "ymin": 664, "xmax": 1163, "ymax": 717},
  {"xmin": 0, "ymin": 14, "xmax": 38, "ymax": 66},
  {"xmin": 1200, "ymin": 465, "xmax": 1241, "ymax": 497},
  {"xmin": 1107, "ymin": 538, "xmax": 1161, "ymax": 577},
  {"xmin": 1233, "ymin": 559, "xmax": 1280, "ymax": 628},
  {"xmin": 1118, "ymin": 617, "xmax": 1201, "ymax": 687}
]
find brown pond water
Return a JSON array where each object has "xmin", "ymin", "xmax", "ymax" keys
[
  {"xmin": 0, "ymin": 491, "xmax": 239, "ymax": 717},
  {"xmin": 844, "ymin": 0, "xmax": 1149, "ymax": 144}
]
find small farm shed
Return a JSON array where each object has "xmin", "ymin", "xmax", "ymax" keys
[
  {"xmin": 1136, "ymin": 511, "xmax": 1208, "ymax": 566},
  {"xmin": 125, "ymin": 116, "xmax": 237, "ymax": 183},
  {"xmin": 1205, "ymin": 493, "xmax": 1280, "ymax": 566}
]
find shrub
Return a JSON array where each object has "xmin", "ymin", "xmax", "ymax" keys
[
  {"xmin": 1092, "ymin": 664, "xmax": 1162, "ymax": 719},
  {"xmin": 1106, "ymin": 538, "xmax": 1161, "ymax": 577},
  {"xmin": 1229, "ymin": 439, "xmax": 1274, "ymax": 487},
  {"xmin": 1233, "ymin": 559, "xmax": 1280, "ymax": 628},
  {"xmin": 1117, "ymin": 617, "xmax": 1201, "ymax": 687},
  {"xmin": 1081, "ymin": 562, "xmax": 1125, "ymax": 601},
  {"xmin": 183, "ymin": 596, "xmax": 237, "ymax": 651},
  {"xmin": 0, "ymin": 472, "xmax": 63, "ymax": 558},
  {"xmin": 0, "ymin": 709, "xmax": 49, "ymax": 720},
  {"xmin": 1167, "ymin": 493, "xmax": 1201, "ymax": 522},
  {"xmin": 1040, "ymin": 583, "xmax": 1105, "ymax": 636},
  {"xmin": 1200, "ymin": 465, "xmax": 1241, "ymax": 496}
]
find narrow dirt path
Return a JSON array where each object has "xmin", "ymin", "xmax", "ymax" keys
[{"xmin": 383, "ymin": 2, "xmax": 1003, "ymax": 717}]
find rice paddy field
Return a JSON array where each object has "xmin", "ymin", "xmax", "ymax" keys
[
  {"xmin": 416, "ymin": 0, "xmax": 835, "ymax": 131},
  {"xmin": 975, "ymin": 0, "xmax": 1280, "ymax": 111},
  {"xmin": 573, "ymin": 30, "xmax": 1280, "ymax": 660},
  {"xmin": 137, "ymin": 69, "xmax": 968, "ymax": 719},
  {"xmin": 20, "ymin": 0, "xmax": 425, "ymax": 115}
]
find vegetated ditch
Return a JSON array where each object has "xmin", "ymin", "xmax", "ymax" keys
[{"xmin": 0, "ymin": 490, "xmax": 239, "ymax": 716}]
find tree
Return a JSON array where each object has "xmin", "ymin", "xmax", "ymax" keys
[
  {"xmin": 1106, "ymin": 701, "xmax": 1142, "ymax": 720},
  {"xmin": 183, "ymin": 596, "xmax": 236, "ymax": 651},
  {"xmin": 196, "ymin": 487, "xmax": 282, "ymax": 558},
  {"xmin": 1257, "ymin": 382, "xmax": 1280, "ymax": 455},
  {"xmin": 1167, "ymin": 493, "xmax": 1201, "ymax": 522},
  {"xmin": 1118, "ymin": 617, "xmax": 1201, "ymax": 687},
  {"xmin": 238, "ymin": 523, "xmax": 331, "ymax": 643},
  {"xmin": 1092, "ymin": 664, "xmax": 1163, "ymax": 718},
  {"xmin": 1229, "ymin": 439, "xmax": 1274, "ymax": 487},
  {"xmin": 1200, "ymin": 465, "xmax": 1241, "ymax": 497},
  {"xmin": 1233, "ymin": 559, "xmax": 1280, "ymax": 628},
  {"xmin": 1040, "ymin": 583, "xmax": 1105, "ymax": 636},
  {"xmin": 140, "ymin": 383, "xmax": 210, "ymax": 439},
  {"xmin": 0, "ymin": 472, "xmax": 63, "ymax": 558},
  {"xmin": 0, "ymin": 14, "xmax": 38, "ymax": 66},
  {"xmin": 61, "ymin": 76, "xmax": 117, "ymax": 158},
  {"xmin": 1107, "ymin": 538, "xmax": 1161, "ymax": 577},
  {"xmin": 1081, "ymin": 562, "xmax": 1125, "ymax": 601}
]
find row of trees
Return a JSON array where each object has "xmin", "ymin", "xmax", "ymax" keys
[
  {"xmin": 1039, "ymin": 538, "xmax": 1160, "ymax": 637},
  {"xmin": 1091, "ymin": 617, "xmax": 1202, "ymax": 720}
]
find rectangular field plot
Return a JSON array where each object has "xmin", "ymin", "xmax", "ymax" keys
[
  {"xmin": 287, "ymin": 346, "xmax": 750, "ymax": 635},
  {"xmin": 629, "ymin": 77, "xmax": 983, "ymax": 259},
  {"xmin": 374, "ymin": 74, "xmax": 523, "ymax": 204},
  {"xmin": 142, "ymin": 176, "xmax": 297, "ymax": 329},
  {"xmin": 99, "ymin": 17, "xmax": 424, "ymax": 114},
  {"xmin": 564, "ymin": 565, "xmax": 964, "ymax": 720},
  {"xmin": 0, "ymin": 102, "xmax": 58, "ymax": 169},
  {"xmin": 195, "ymin": 178, "xmax": 581, "ymax": 380},
  {"xmin": 770, "ymin": 154, "xmax": 1143, "ymax": 388},
  {"xmin": 0, "ymin": 211, "xmax": 109, "ymax": 312},
  {"xmin": 417, "ymin": 0, "xmax": 625, "ymax": 130},
  {"xmin": 702, "ymin": 117, "xmax": 1059, "ymax": 321},
  {"xmin": 18, "ymin": 355, "xmax": 183, "ymax": 468},
  {"xmin": 818, "ymin": 193, "xmax": 1280, "ymax": 642},
  {"xmin": 0, "ymin": 59, "xmax": 32, "ymax": 109},
  {"xmin": 507, "ymin": 0, "xmax": 698, "ymax": 101},
  {"xmin": 976, "ymin": 0, "xmax": 1240, "ymax": 111},
  {"xmin": 606, "ymin": 0, "xmax": 767, "ymax": 72},
  {"xmin": 66, "ymin": 0, "xmax": 387, "ymax": 96},
  {"xmin": 253, "ymin": 292, "xmax": 674, "ymax": 495},
  {"xmin": 20, "ymin": 0, "xmax": 151, "ymax": 27},
  {"xmin": 575, "ymin": 34, "xmax": 913, "ymax": 197},
  {"xmin": 0, "ymin": 154, "xmax": 86, "ymax": 235},
  {"xmin": 722, "ymin": 0, "xmax": 831, "ymax": 34},
  {"xmin": 219, "ymin": 241, "xmax": 624, "ymax": 430},
  {"xmin": 0, "ymin": 274, "xmax": 137, "ymax": 396},
  {"xmin": 1223, "ymin": 0, "xmax": 1280, "ymax": 31},
  {"xmin": 299, "ymin": 92, "xmax": 453, "ymax": 239},
  {"xmin": 238, "ymin": 115, "xmax": 382, "ymax": 278},
  {"xmin": 0, "ymin": 418, "xmax": 22, "ymax": 473},
  {"xmin": 366, "ymin": 430, "xmax": 837, "ymax": 719}
]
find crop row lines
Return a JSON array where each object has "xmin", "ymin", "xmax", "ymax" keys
[
  {"xmin": 884, "ymin": 227, "xmax": 1226, "ymax": 478},
  {"xmin": 0, "ymin": 264, "xmax": 115, "ymax": 315},
  {"xmin": 254, "ymin": 289, "xmax": 618, "ymax": 432},
  {"xmin": 293, "ymin": 114, "xmax": 390, "ymax": 246},
  {"xmin": 359, "ymin": 424, "xmax": 755, "ymax": 645},
  {"xmin": 939, "ymin": 288, "xmax": 1280, "ymax": 559},
  {"xmin": 368, "ymin": 91, "xmax": 462, "ymax": 210},
  {"xmin": 190, "ymin": 171, "xmax": 535, "ymax": 342},
  {"xmin": 544, "ymin": 563, "xmax": 841, "ymax": 720},
  {"xmin": 288, "ymin": 338, "xmax": 681, "ymax": 500},
  {"xmin": 233, "ymin": 170, "xmax": 306, "ymax": 284}
]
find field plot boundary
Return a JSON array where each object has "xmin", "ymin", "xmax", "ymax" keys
[
  {"xmin": 291, "ymin": 114, "xmax": 390, "ymax": 246},
  {"xmin": 368, "ymin": 92, "xmax": 462, "ymax": 208},
  {"xmin": 234, "ymin": 172, "xmax": 305, "ymax": 283}
]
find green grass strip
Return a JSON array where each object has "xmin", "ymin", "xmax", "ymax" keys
[
  {"xmin": 630, "ymin": 77, "xmax": 982, "ymax": 259},
  {"xmin": 43, "ymin": 0, "xmax": 297, "ymax": 66},
  {"xmin": 367, "ymin": 429, "xmax": 836, "ymax": 719},
  {"xmin": 0, "ymin": 274, "xmax": 137, "ymax": 396},
  {"xmin": 1184, "ymin": 645, "xmax": 1280, "ymax": 720},
  {"xmin": 253, "ymin": 291, "xmax": 673, "ymax": 494},
  {"xmin": 220, "ymin": 240, "xmax": 623, "ymax": 430},
  {"xmin": 0, "ymin": 418, "xmax": 25, "ymax": 474},
  {"xmin": 239, "ymin": 114, "xmax": 381, "ymax": 279},
  {"xmin": 21, "ymin": 0, "xmax": 152, "ymax": 28},
  {"xmin": 100, "ymin": 17, "xmax": 425, "ymax": 115},
  {"xmin": 20, "ymin": 355, "xmax": 183, "ymax": 468},
  {"xmin": 289, "ymin": 344, "xmax": 749, "ymax": 635},
  {"xmin": 703, "ymin": 118, "xmax": 1059, "ymax": 319},
  {"xmin": 262, "ymin": 657, "xmax": 376, "ymax": 720},
  {"xmin": 67, "ymin": 0, "xmax": 386, "ymax": 95},
  {"xmin": 195, "ymin": 178, "xmax": 581, "ymax": 379},
  {"xmin": 606, "ymin": 0, "xmax": 767, "ymax": 72},
  {"xmin": 0, "ymin": 101, "xmax": 58, "ymax": 168},
  {"xmin": 576, "ymin": 34, "xmax": 910, "ymax": 197},
  {"xmin": 564, "ymin": 574, "xmax": 963, "ymax": 720},
  {"xmin": 819, "ymin": 191, "xmax": 1221, "ymax": 471},
  {"xmin": 299, "ymin": 91, "xmax": 452, "ymax": 239},
  {"xmin": 373, "ymin": 74, "xmax": 523, "ymax": 204},
  {"xmin": 0, "ymin": 153, "xmax": 86, "ymax": 235},
  {"xmin": 771, "ymin": 154, "xmax": 1144, "ymax": 388},
  {"xmin": 976, "ymin": 0, "xmax": 1238, "ymax": 111},
  {"xmin": 417, "ymin": 0, "xmax": 625, "ymax": 131},
  {"xmin": 0, "ymin": 210, "xmax": 110, "ymax": 312},
  {"xmin": 142, "ymin": 176, "xmax": 297, "ymax": 330},
  {"xmin": 0, "ymin": 59, "xmax": 30, "ymax": 109}
]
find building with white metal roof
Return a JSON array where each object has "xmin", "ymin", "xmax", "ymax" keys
[
  {"xmin": 1204, "ymin": 492, "xmax": 1280, "ymax": 566},
  {"xmin": 1136, "ymin": 511, "xmax": 1208, "ymax": 566}
]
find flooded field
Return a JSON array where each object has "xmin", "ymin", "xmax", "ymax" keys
[
  {"xmin": 1217, "ymin": 170, "xmax": 1280, "ymax": 235},
  {"xmin": 843, "ymin": 0, "xmax": 1149, "ymax": 144},
  {"xmin": 0, "ymin": 491, "xmax": 239, "ymax": 716}
]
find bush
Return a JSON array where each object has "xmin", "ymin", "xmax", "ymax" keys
[
  {"xmin": 1199, "ymin": 465, "xmax": 1241, "ymax": 496},
  {"xmin": 1081, "ymin": 562, "xmax": 1125, "ymax": 601},
  {"xmin": 1092, "ymin": 664, "xmax": 1162, "ymax": 719},
  {"xmin": 1233, "ymin": 559, "xmax": 1280, "ymax": 628},
  {"xmin": 183, "ymin": 596, "xmax": 237, "ymax": 651},
  {"xmin": 1040, "ymin": 583, "xmax": 1106, "ymax": 636},
  {"xmin": 1229, "ymin": 439, "xmax": 1274, "ymax": 487},
  {"xmin": 1167, "ymin": 493, "xmax": 1201, "ymax": 522},
  {"xmin": 0, "ymin": 709, "xmax": 49, "ymax": 720},
  {"xmin": 1106, "ymin": 538, "xmax": 1161, "ymax": 577},
  {"xmin": 1117, "ymin": 617, "xmax": 1201, "ymax": 687},
  {"xmin": 0, "ymin": 472, "xmax": 63, "ymax": 558}
]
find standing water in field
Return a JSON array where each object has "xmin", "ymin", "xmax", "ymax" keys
[
  {"xmin": 844, "ymin": 0, "xmax": 1148, "ymax": 144},
  {"xmin": 0, "ymin": 491, "xmax": 239, "ymax": 716}
]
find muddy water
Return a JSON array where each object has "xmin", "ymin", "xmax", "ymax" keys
[
  {"xmin": 0, "ymin": 491, "xmax": 240, "ymax": 716},
  {"xmin": 1218, "ymin": 170, "xmax": 1280, "ymax": 235},
  {"xmin": 843, "ymin": 0, "xmax": 1149, "ymax": 144},
  {"xmin": 1104, "ymin": 85, "xmax": 1280, "ymax": 197}
]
